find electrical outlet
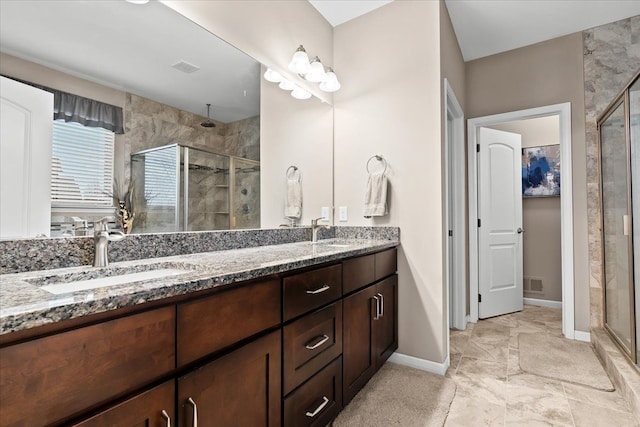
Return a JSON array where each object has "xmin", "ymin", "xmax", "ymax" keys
[
  {"xmin": 321, "ymin": 206, "xmax": 330, "ymax": 220},
  {"xmin": 339, "ymin": 206, "xmax": 348, "ymax": 222}
]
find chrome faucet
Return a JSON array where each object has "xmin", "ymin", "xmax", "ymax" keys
[
  {"xmin": 93, "ymin": 217, "xmax": 126, "ymax": 267},
  {"xmin": 311, "ymin": 217, "xmax": 330, "ymax": 243}
]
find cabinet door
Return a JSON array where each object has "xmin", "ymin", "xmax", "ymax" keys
[
  {"xmin": 342, "ymin": 285, "xmax": 377, "ymax": 405},
  {"xmin": 177, "ymin": 330, "xmax": 281, "ymax": 427},
  {"xmin": 72, "ymin": 381, "xmax": 175, "ymax": 427},
  {"xmin": 375, "ymin": 275, "xmax": 398, "ymax": 367}
]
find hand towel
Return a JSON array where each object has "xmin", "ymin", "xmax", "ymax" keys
[
  {"xmin": 364, "ymin": 171, "xmax": 388, "ymax": 217},
  {"xmin": 285, "ymin": 177, "xmax": 302, "ymax": 218}
]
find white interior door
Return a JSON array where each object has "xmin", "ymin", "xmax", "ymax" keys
[
  {"xmin": 0, "ymin": 76, "xmax": 53, "ymax": 239},
  {"xmin": 478, "ymin": 127, "xmax": 523, "ymax": 318}
]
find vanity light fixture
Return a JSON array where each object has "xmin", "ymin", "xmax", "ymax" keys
[
  {"xmin": 304, "ymin": 57, "xmax": 327, "ymax": 83},
  {"xmin": 125, "ymin": 0, "xmax": 150, "ymax": 4},
  {"xmin": 319, "ymin": 67, "xmax": 341, "ymax": 93},
  {"xmin": 263, "ymin": 68, "xmax": 283, "ymax": 83},
  {"xmin": 288, "ymin": 45, "xmax": 311, "ymax": 75},
  {"xmin": 278, "ymin": 79, "xmax": 296, "ymax": 91},
  {"xmin": 291, "ymin": 86, "xmax": 312, "ymax": 100}
]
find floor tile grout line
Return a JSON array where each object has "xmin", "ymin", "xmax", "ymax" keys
[{"xmin": 562, "ymin": 381, "xmax": 578, "ymax": 426}]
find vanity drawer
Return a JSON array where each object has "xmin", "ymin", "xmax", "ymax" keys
[
  {"xmin": 375, "ymin": 248, "xmax": 397, "ymax": 281},
  {"xmin": 284, "ymin": 356, "xmax": 343, "ymax": 427},
  {"xmin": 343, "ymin": 253, "xmax": 375, "ymax": 294},
  {"xmin": 283, "ymin": 301, "xmax": 343, "ymax": 394},
  {"xmin": 0, "ymin": 306, "xmax": 175, "ymax": 427},
  {"xmin": 177, "ymin": 279, "xmax": 281, "ymax": 367},
  {"xmin": 283, "ymin": 264, "xmax": 342, "ymax": 321}
]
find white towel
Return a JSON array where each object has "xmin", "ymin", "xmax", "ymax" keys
[
  {"xmin": 364, "ymin": 171, "xmax": 388, "ymax": 217},
  {"xmin": 285, "ymin": 177, "xmax": 302, "ymax": 218}
]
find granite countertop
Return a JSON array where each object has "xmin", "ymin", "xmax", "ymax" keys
[{"xmin": 0, "ymin": 238, "xmax": 398, "ymax": 335}]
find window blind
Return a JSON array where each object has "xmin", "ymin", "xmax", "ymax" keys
[
  {"xmin": 51, "ymin": 120, "xmax": 114, "ymax": 208},
  {"xmin": 141, "ymin": 147, "xmax": 178, "ymax": 207}
]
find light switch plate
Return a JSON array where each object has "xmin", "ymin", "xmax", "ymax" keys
[
  {"xmin": 339, "ymin": 206, "xmax": 348, "ymax": 222},
  {"xmin": 321, "ymin": 206, "xmax": 330, "ymax": 220}
]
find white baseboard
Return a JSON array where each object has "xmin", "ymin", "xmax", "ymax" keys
[
  {"xmin": 388, "ymin": 352, "xmax": 449, "ymax": 376},
  {"xmin": 574, "ymin": 330, "xmax": 591, "ymax": 342},
  {"xmin": 523, "ymin": 297, "xmax": 562, "ymax": 309}
]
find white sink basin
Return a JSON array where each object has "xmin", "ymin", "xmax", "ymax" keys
[{"xmin": 40, "ymin": 268, "xmax": 190, "ymax": 295}]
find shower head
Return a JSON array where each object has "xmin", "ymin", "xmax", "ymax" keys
[{"xmin": 201, "ymin": 103, "xmax": 216, "ymax": 128}]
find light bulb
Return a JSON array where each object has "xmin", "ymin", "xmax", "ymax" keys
[
  {"xmin": 305, "ymin": 57, "xmax": 326, "ymax": 83},
  {"xmin": 291, "ymin": 86, "xmax": 312, "ymax": 100},
  {"xmin": 263, "ymin": 68, "xmax": 282, "ymax": 83},
  {"xmin": 278, "ymin": 79, "xmax": 296, "ymax": 91},
  {"xmin": 288, "ymin": 45, "xmax": 311, "ymax": 75},
  {"xmin": 319, "ymin": 68, "xmax": 341, "ymax": 92}
]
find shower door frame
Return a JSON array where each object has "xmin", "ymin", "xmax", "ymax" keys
[{"xmin": 597, "ymin": 70, "xmax": 639, "ymax": 364}]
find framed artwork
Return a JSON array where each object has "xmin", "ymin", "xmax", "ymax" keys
[{"xmin": 522, "ymin": 145, "xmax": 560, "ymax": 197}]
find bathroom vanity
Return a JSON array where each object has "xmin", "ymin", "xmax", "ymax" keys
[{"xmin": 0, "ymin": 239, "xmax": 398, "ymax": 426}]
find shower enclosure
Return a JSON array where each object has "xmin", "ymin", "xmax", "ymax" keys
[
  {"xmin": 130, "ymin": 143, "xmax": 260, "ymax": 233},
  {"xmin": 598, "ymin": 70, "xmax": 639, "ymax": 364}
]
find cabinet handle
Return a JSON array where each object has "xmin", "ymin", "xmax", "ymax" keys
[
  {"xmin": 373, "ymin": 295, "xmax": 380, "ymax": 320},
  {"xmin": 188, "ymin": 397, "xmax": 198, "ymax": 427},
  {"xmin": 161, "ymin": 410, "xmax": 171, "ymax": 427},
  {"xmin": 306, "ymin": 284, "xmax": 330, "ymax": 294},
  {"xmin": 305, "ymin": 396, "xmax": 329, "ymax": 418},
  {"xmin": 377, "ymin": 292, "xmax": 384, "ymax": 317},
  {"xmin": 305, "ymin": 334, "xmax": 330, "ymax": 350}
]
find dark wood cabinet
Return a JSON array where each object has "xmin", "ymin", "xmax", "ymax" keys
[
  {"xmin": 72, "ymin": 381, "xmax": 175, "ymax": 427},
  {"xmin": 342, "ymin": 252, "xmax": 398, "ymax": 406},
  {"xmin": 283, "ymin": 264, "xmax": 342, "ymax": 321},
  {"xmin": 0, "ymin": 246, "xmax": 397, "ymax": 427},
  {"xmin": 342, "ymin": 285, "xmax": 378, "ymax": 405},
  {"xmin": 0, "ymin": 307, "xmax": 175, "ymax": 426},
  {"xmin": 177, "ymin": 279, "xmax": 281, "ymax": 367},
  {"xmin": 177, "ymin": 330, "xmax": 281, "ymax": 427},
  {"xmin": 284, "ymin": 357, "xmax": 343, "ymax": 427},
  {"xmin": 283, "ymin": 301, "xmax": 343, "ymax": 394}
]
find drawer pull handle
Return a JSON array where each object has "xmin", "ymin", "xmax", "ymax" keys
[
  {"xmin": 161, "ymin": 410, "xmax": 171, "ymax": 427},
  {"xmin": 377, "ymin": 292, "xmax": 384, "ymax": 317},
  {"xmin": 306, "ymin": 284, "xmax": 330, "ymax": 295},
  {"xmin": 188, "ymin": 397, "xmax": 198, "ymax": 427},
  {"xmin": 305, "ymin": 334, "xmax": 330, "ymax": 350},
  {"xmin": 373, "ymin": 295, "xmax": 380, "ymax": 320},
  {"xmin": 305, "ymin": 396, "xmax": 330, "ymax": 418}
]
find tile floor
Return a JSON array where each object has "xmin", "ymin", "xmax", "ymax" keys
[{"xmin": 444, "ymin": 305, "xmax": 639, "ymax": 426}]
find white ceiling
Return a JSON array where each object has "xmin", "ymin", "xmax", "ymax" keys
[
  {"xmin": 308, "ymin": 0, "xmax": 640, "ymax": 61},
  {"xmin": 0, "ymin": 1, "xmax": 260, "ymax": 123}
]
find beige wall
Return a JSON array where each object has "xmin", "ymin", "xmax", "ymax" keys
[
  {"xmin": 161, "ymin": 0, "xmax": 333, "ymax": 104},
  {"xmin": 491, "ymin": 116, "xmax": 562, "ymax": 302},
  {"xmin": 334, "ymin": 1, "xmax": 446, "ymax": 362},
  {"xmin": 260, "ymin": 67, "xmax": 333, "ymax": 227},
  {"xmin": 466, "ymin": 33, "xmax": 590, "ymax": 332}
]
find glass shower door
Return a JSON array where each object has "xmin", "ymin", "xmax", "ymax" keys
[
  {"xmin": 630, "ymin": 77, "xmax": 639, "ymax": 363},
  {"xmin": 231, "ymin": 158, "xmax": 260, "ymax": 229},
  {"xmin": 601, "ymin": 100, "xmax": 634, "ymax": 356}
]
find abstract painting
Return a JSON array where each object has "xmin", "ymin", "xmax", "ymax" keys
[{"xmin": 522, "ymin": 145, "xmax": 560, "ymax": 197}]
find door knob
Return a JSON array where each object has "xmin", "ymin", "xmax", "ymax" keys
[{"xmin": 517, "ymin": 228, "xmax": 525, "ymax": 234}]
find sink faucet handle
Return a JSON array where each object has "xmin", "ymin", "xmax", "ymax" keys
[
  {"xmin": 94, "ymin": 216, "xmax": 113, "ymax": 232},
  {"xmin": 311, "ymin": 217, "xmax": 328, "ymax": 226}
]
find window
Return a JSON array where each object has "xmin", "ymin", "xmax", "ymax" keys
[{"xmin": 51, "ymin": 120, "xmax": 114, "ymax": 210}]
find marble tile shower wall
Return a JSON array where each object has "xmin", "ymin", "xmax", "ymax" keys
[
  {"xmin": 122, "ymin": 93, "xmax": 260, "ymax": 231},
  {"xmin": 0, "ymin": 227, "xmax": 400, "ymax": 274},
  {"xmin": 583, "ymin": 15, "xmax": 640, "ymax": 327}
]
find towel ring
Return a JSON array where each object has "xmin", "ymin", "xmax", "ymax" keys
[
  {"xmin": 286, "ymin": 165, "xmax": 299, "ymax": 179},
  {"xmin": 366, "ymin": 155, "xmax": 387, "ymax": 175}
]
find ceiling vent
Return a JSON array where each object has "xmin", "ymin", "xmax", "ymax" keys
[{"xmin": 172, "ymin": 60, "xmax": 200, "ymax": 74}]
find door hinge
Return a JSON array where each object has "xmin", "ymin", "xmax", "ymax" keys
[
  {"xmin": 477, "ymin": 218, "xmax": 481, "ymax": 227},
  {"xmin": 448, "ymin": 230, "xmax": 453, "ymax": 237},
  {"xmin": 478, "ymin": 294, "xmax": 482, "ymax": 303},
  {"xmin": 476, "ymin": 144, "xmax": 480, "ymax": 152}
]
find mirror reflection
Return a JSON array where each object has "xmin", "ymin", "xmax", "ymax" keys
[{"xmin": 0, "ymin": 0, "xmax": 263, "ymax": 237}]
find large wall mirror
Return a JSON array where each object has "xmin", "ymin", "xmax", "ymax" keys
[{"xmin": 0, "ymin": 0, "xmax": 333, "ymax": 238}]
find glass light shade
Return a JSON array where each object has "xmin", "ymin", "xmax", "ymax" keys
[
  {"xmin": 288, "ymin": 46, "xmax": 311, "ymax": 75},
  {"xmin": 278, "ymin": 79, "xmax": 296, "ymax": 91},
  {"xmin": 263, "ymin": 68, "xmax": 282, "ymax": 83},
  {"xmin": 304, "ymin": 57, "xmax": 326, "ymax": 83},
  {"xmin": 291, "ymin": 86, "xmax": 312, "ymax": 100},
  {"xmin": 125, "ymin": 0, "xmax": 149, "ymax": 3},
  {"xmin": 319, "ymin": 69, "xmax": 341, "ymax": 92}
]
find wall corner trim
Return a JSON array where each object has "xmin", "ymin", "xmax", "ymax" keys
[
  {"xmin": 388, "ymin": 352, "xmax": 449, "ymax": 376},
  {"xmin": 574, "ymin": 330, "xmax": 591, "ymax": 342}
]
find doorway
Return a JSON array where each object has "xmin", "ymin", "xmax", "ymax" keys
[{"xmin": 466, "ymin": 103, "xmax": 576, "ymax": 340}]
